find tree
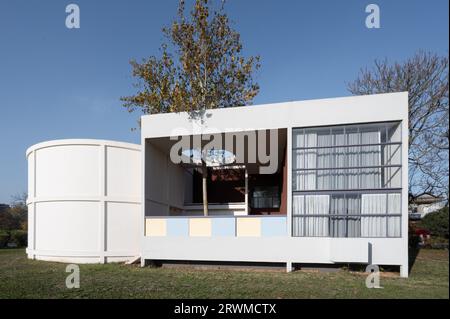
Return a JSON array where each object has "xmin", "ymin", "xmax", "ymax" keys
[
  {"xmin": 0, "ymin": 193, "xmax": 28, "ymax": 231},
  {"xmin": 9, "ymin": 193, "xmax": 28, "ymax": 230},
  {"xmin": 122, "ymin": 0, "xmax": 260, "ymax": 216},
  {"xmin": 348, "ymin": 52, "xmax": 449, "ymax": 202}
]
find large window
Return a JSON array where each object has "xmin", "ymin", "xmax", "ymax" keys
[{"xmin": 292, "ymin": 122, "xmax": 402, "ymax": 238}]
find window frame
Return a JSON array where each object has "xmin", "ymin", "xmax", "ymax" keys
[{"xmin": 291, "ymin": 121, "xmax": 403, "ymax": 238}]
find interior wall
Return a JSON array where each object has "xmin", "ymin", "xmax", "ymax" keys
[{"xmin": 145, "ymin": 140, "xmax": 185, "ymax": 216}]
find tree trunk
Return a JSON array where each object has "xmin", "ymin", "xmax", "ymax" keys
[{"xmin": 202, "ymin": 161, "xmax": 208, "ymax": 216}]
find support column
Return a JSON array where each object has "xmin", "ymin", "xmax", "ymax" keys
[
  {"xmin": 98, "ymin": 144, "xmax": 107, "ymax": 264},
  {"xmin": 286, "ymin": 261, "xmax": 293, "ymax": 273},
  {"xmin": 286, "ymin": 127, "xmax": 292, "ymax": 237},
  {"xmin": 244, "ymin": 168, "xmax": 248, "ymax": 215},
  {"xmin": 400, "ymin": 264, "xmax": 409, "ymax": 278}
]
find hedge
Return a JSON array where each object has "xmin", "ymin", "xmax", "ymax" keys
[{"xmin": 420, "ymin": 206, "xmax": 449, "ymax": 239}]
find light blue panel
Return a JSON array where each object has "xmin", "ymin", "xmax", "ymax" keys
[
  {"xmin": 211, "ymin": 218, "xmax": 235, "ymax": 237},
  {"xmin": 261, "ymin": 217, "xmax": 287, "ymax": 237},
  {"xmin": 166, "ymin": 218, "xmax": 189, "ymax": 236}
]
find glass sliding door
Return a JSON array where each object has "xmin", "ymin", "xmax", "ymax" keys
[{"xmin": 292, "ymin": 122, "xmax": 402, "ymax": 238}]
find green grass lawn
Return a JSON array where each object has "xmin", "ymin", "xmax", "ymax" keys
[{"xmin": 0, "ymin": 248, "xmax": 448, "ymax": 299}]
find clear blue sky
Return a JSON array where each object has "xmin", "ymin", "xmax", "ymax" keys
[{"xmin": 0, "ymin": 0, "xmax": 448, "ymax": 204}]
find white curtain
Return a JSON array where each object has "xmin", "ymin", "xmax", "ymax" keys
[
  {"xmin": 330, "ymin": 194, "xmax": 361, "ymax": 237},
  {"xmin": 360, "ymin": 130, "xmax": 381, "ymax": 188},
  {"xmin": 292, "ymin": 195, "xmax": 305, "ymax": 236},
  {"xmin": 294, "ymin": 131, "xmax": 318, "ymax": 191},
  {"xmin": 347, "ymin": 129, "xmax": 360, "ymax": 189},
  {"xmin": 295, "ymin": 128, "xmax": 382, "ymax": 191},
  {"xmin": 361, "ymin": 194, "xmax": 386, "ymax": 237},
  {"xmin": 293, "ymin": 195, "xmax": 329, "ymax": 236},
  {"xmin": 317, "ymin": 131, "xmax": 332, "ymax": 190},
  {"xmin": 387, "ymin": 193, "xmax": 401, "ymax": 237},
  {"xmin": 293, "ymin": 125, "xmax": 401, "ymax": 238},
  {"xmin": 361, "ymin": 193, "xmax": 401, "ymax": 237}
]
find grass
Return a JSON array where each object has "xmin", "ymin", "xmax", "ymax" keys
[{"xmin": 0, "ymin": 248, "xmax": 448, "ymax": 299}]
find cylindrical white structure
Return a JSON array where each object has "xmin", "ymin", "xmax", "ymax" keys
[{"xmin": 26, "ymin": 139, "xmax": 141, "ymax": 263}]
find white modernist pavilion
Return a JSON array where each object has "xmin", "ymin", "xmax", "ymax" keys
[
  {"xmin": 141, "ymin": 92, "xmax": 409, "ymax": 277},
  {"xmin": 27, "ymin": 92, "xmax": 409, "ymax": 277}
]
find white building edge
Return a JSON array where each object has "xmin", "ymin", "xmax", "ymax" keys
[{"xmin": 27, "ymin": 92, "xmax": 409, "ymax": 277}]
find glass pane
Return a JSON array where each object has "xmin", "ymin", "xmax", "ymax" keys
[
  {"xmin": 383, "ymin": 167, "xmax": 402, "ymax": 188},
  {"xmin": 387, "ymin": 216, "xmax": 401, "ymax": 237},
  {"xmin": 383, "ymin": 144, "xmax": 401, "ymax": 166},
  {"xmin": 347, "ymin": 216, "xmax": 361, "ymax": 237},
  {"xmin": 359, "ymin": 123, "xmax": 383, "ymax": 144},
  {"xmin": 387, "ymin": 193, "xmax": 401, "ymax": 214},
  {"xmin": 293, "ymin": 171, "xmax": 317, "ymax": 191},
  {"xmin": 304, "ymin": 195, "xmax": 330, "ymax": 215},
  {"xmin": 361, "ymin": 193, "xmax": 387, "ymax": 215},
  {"xmin": 332, "ymin": 127, "xmax": 346, "ymax": 146},
  {"xmin": 360, "ymin": 167, "xmax": 382, "ymax": 189},
  {"xmin": 292, "ymin": 129, "xmax": 305, "ymax": 148},
  {"xmin": 361, "ymin": 216, "xmax": 386, "ymax": 237},
  {"xmin": 292, "ymin": 217, "xmax": 304, "ymax": 236},
  {"xmin": 292, "ymin": 149, "xmax": 305, "ymax": 170},
  {"xmin": 332, "ymin": 169, "xmax": 347, "ymax": 189},
  {"xmin": 360, "ymin": 145, "xmax": 381, "ymax": 166},
  {"xmin": 316, "ymin": 147, "xmax": 331, "ymax": 168},
  {"xmin": 303, "ymin": 129, "xmax": 318, "ymax": 148},
  {"xmin": 386, "ymin": 122, "xmax": 401, "ymax": 143},
  {"xmin": 304, "ymin": 217, "xmax": 329, "ymax": 237},
  {"xmin": 347, "ymin": 169, "xmax": 359, "ymax": 189},
  {"xmin": 346, "ymin": 126, "xmax": 360, "ymax": 145},
  {"xmin": 292, "ymin": 195, "xmax": 305, "ymax": 215},
  {"xmin": 316, "ymin": 169, "xmax": 331, "ymax": 190},
  {"xmin": 332, "ymin": 147, "xmax": 347, "ymax": 168},
  {"xmin": 347, "ymin": 145, "xmax": 360, "ymax": 167}
]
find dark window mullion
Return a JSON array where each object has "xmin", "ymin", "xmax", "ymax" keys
[
  {"xmin": 292, "ymin": 141, "xmax": 402, "ymax": 150},
  {"xmin": 293, "ymin": 164, "xmax": 402, "ymax": 171}
]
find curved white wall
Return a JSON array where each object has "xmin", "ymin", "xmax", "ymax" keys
[{"xmin": 26, "ymin": 139, "xmax": 141, "ymax": 263}]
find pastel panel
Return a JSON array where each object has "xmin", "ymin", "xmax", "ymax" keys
[
  {"xmin": 167, "ymin": 218, "xmax": 189, "ymax": 236},
  {"xmin": 236, "ymin": 218, "xmax": 261, "ymax": 237},
  {"xmin": 145, "ymin": 218, "xmax": 166, "ymax": 237},
  {"xmin": 211, "ymin": 218, "xmax": 235, "ymax": 237},
  {"xmin": 261, "ymin": 217, "xmax": 287, "ymax": 237},
  {"xmin": 189, "ymin": 218, "xmax": 211, "ymax": 237}
]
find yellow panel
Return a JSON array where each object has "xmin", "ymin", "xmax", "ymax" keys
[
  {"xmin": 145, "ymin": 218, "xmax": 166, "ymax": 237},
  {"xmin": 236, "ymin": 218, "xmax": 261, "ymax": 237},
  {"xmin": 189, "ymin": 218, "xmax": 211, "ymax": 237}
]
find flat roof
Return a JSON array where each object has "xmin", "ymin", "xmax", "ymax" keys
[{"xmin": 141, "ymin": 92, "xmax": 408, "ymax": 139}]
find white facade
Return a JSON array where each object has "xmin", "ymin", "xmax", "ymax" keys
[
  {"xmin": 141, "ymin": 92, "xmax": 409, "ymax": 277},
  {"xmin": 26, "ymin": 139, "xmax": 141, "ymax": 263}
]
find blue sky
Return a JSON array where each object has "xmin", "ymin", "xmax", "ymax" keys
[{"xmin": 0, "ymin": 0, "xmax": 448, "ymax": 203}]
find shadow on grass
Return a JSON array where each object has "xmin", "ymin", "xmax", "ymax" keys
[{"xmin": 409, "ymin": 245, "xmax": 420, "ymax": 275}]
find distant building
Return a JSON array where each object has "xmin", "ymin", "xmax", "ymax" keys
[{"xmin": 409, "ymin": 194, "xmax": 447, "ymax": 220}]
